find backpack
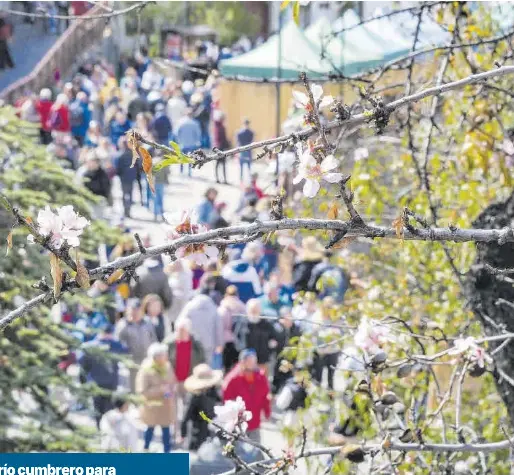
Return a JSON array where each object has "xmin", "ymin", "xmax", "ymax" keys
[
  {"xmin": 69, "ymin": 102, "xmax": 84, "ymax": 127},
  {"xmin": 232, "ymin": 315, "xmax": 249, "ymax": 352},
  {"xmin": 316, "ymin": 267, "xmax": 348, "ymax": 303}
]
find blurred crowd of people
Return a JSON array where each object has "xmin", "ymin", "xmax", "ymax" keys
[
  {"xmin": 14, "ymin": 47, "xmax": 259, "ymax": 224},
  {"xmin": 8, "ymin": 47, "xmax": 352, "ymax": 467}
]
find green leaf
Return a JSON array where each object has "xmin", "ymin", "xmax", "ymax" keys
[
  {"xmin": 280, "ymin": 0, "xmax": 292, "ymax": 11},
  {"xmin": 153, "ymin": 154, "xmax": 192, "ymax": 172},
  {"xmin": 0, "ymin": 193, "xmax": 12, "ymax": 212},
  {"xmin": 293, "ymin": 1, "xmax": 300, "ymax": 25},
  {"xmin": 169, "ymin": 141, "xmax": 182, "ymax": 155}
]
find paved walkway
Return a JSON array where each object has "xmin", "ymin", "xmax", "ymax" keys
[{"xmin": 0, "ymin": 21, "xmax": 59, "ymax": 92}]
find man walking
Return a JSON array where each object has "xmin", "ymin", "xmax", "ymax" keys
[
  {"xmin": 176, "ymin": 107, "xmax": 202, "ymax": 177},
  {"xmin": 236, "ymin": 119, "xmax": 254, "ymax": 183}
]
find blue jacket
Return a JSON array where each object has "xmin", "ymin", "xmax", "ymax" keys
[
  {"xmin": 237, "ymin": 127, "xmax": 254, "ymax": 160},
  {"xmin": 109, "ymin": 120, "xmax": 131, "ymax": 148},
  {"xmin": 197, "ymin": 199, "xmax": 215, "ymax": 226},
  {"xmin": 70, "ymin": 100, "xmax": 91, "ymax": 138},
  {"xmin": 176, "ymin": 117, "xmax": 201, "ymax": 151},
  {"xmin": 221, "ymin": 260, "xmax": 262, "ymax": 303},
  {"xmin": 79, "ymin": 337, "xmax": 128, "ymax": 389},
  {"xmin": 151, "ymin": 113, "xmax": 172, "ymax": 143}
]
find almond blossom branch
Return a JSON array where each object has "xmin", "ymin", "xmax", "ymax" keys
[
  {"xmin": 2, "ymin": 218, "xmax": 514, "ymax": 329},
  {"xmin": 137, "ymin": 66, "xmax": 514, "ymax": 168}
]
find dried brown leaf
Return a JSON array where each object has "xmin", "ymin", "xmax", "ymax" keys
[
  {"xmin": 327, "ymin": 203, "xmax": 339, "ymax": 220},
  {"xmin": 332, "ymin": 236, "xmax": 357, "ymax": 249},
  {"xmin": 392, "ymin": 216, "xmax": 404, "ymax": 242},
  {"xmin": 25, "ymin": 216, "xmax": 33, "ymax": 225},
  {"xmin": 138, "ymin": 147, "xmax": 155, "ymax": 194},
  {"xmin": 6, "ymin": 231, "xmax": 12, "ymax": 256},
  {"xmin": 75, "ymin": 250, "xmax": 90, "ymax": 289},
  {"xmin": 107, "ymin": 268, "xmax": 124, "ymax": 284},
  {"xmin": 50, "ymin": 254, "xmax": 62, "ymax": 299},
  {"xmin": 127, "ymin": 131, "xmax": 140, "ymax": 168}
]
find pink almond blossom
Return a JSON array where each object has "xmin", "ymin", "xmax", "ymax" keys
[
  {"xmin": 354, "ymin": 317, "xmax": 394, "ymax": 354},
  {"xmin": 213, "ymin": 396, "xmax": 253, "ymax": 434},
  {"xmin": 293, "ymin": 145, "xmax": 343, "ymax": 198},
  {"xmin": 293, "ymin": 84, "xmax": 334, "ymax": 111}
]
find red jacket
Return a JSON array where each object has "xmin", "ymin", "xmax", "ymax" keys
[
  {"xmin": 223, "ymin": 366, "xmax": 271, "ymax": 432},
  {"xmin": 36, "ymin": 100, "xmax": 54, "ymax": 131},
  {"xmin": 48, "ymin": 105, "xmax": 71, "ymax": 132}
]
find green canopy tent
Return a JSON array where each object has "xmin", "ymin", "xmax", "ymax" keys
[
  {"xmin": 305, "ymin": 16, "xmax": 384, "ymax": 76},
  {"xmin": 218, "ymin": 21, "xmax": 335, "ymax": 80}
]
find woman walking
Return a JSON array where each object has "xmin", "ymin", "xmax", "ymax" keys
[{"xmin": 136, "ymin": 343, "xmax": 177, "ymax": 453}]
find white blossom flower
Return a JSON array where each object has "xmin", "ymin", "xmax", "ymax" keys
[
  {"xmin": 448, "ymin": 337, "xmax": 477, "ymax": 355},
  {"xmin": 213, "ymin": 396, "xmax": 252, "ymax": 434},
  {"xmin": 503, "ymin": 139, "xmax": 514, "ymax": 155},
  {"xmin": 29, "ymin": 205, "xmax": 89, "ymax": 249},
  {"xmin": 292, "ymin": 84, "xmax": 333, "ymax": 111},
  {"xmin": 354, "ymin": 147, "xmax": 369, "ymax": 161},
  {"xmin": 354, "ymin": 317, "xmax": 394, "ymax": 354},
  {"xmin": 449, "ymin": 337, "xmax": 492, "ymax": 368},
  {"xmin": 293, "ymin": 145, "xmax": 343, "ymax": 198}
]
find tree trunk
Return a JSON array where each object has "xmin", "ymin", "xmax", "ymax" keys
[{"xmin": 465, "ymin": 191, "xmax": 514, "ymax": 425}]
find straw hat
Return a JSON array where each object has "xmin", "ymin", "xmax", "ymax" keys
[
  {"xmin": 300, "ymin": 236, "xmax": 325, "ymax": 261},
  {"xmin": 184, "ymin": 364, "xmax": 223, "ymax": 394}
]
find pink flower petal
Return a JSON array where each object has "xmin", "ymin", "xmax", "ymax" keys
[
  {"xmin": 292, "ymin": 90, "xmax": 309, "ymax": 107},
  {"xmin": 293, "ymin": 173, "xmax": 305, "ymax": 185},
  {"xmin": 319, "ymin": 95, "xmax": 334, "ymax": 108},
  {"xmin": 311, "ymin": 84, "xmax": 323, "ymax": 103},
  {"xmin": 320, "ymin": 154, "xmax": 338, "ymax": 172}
]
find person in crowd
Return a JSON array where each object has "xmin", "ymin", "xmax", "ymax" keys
[
  {"xmin": 70, "ymin": 91, "xmax": 91, "ymax": 146},
  {"xmin": 167, "ymin": 88, "xmax": 187, "ymax": 134},
  {"xmin": 191, "ymin": 262, "xmax": 205, "ymax": 291},
  {"xmin": 218, "ymin": 285, "xmax": 246, "ymax": 372},
  {"xmin": 311, "ymin": 297, "xmax": 342, "ymax": 392},
  {"xmin": 191, "ymin": 91, "xmax": 211, "ymax": 149},
  {"xmin": 141, "ymin": 294, "xmax": 170, "ymax": 343},
  {"xmin": 84, "ymin": 120, "xmax": 103, "ymax": 147},
  {"xmin": 136, "ymin": 343, "xmax": 177, "ymax": 453},
  {"xmin": 275, "ymin": 373, "xmax": 309, "ymax": 445},
  {"xmin": 115, "ymin": 136, "xmax": 139, "ymax": 218},
  {"xmin": 271, "ymin": 307, "xmax": 302, "ymax": 394},
  {"xmin": 99, "ymin": 398, "xmax": 139, "ymax": 452},
  {"xmin": 244, "ymin": 299, "xmax": 277, "ymax": 375},
  {"xmin": 0, "ymin": 14, "xmax": 14, "ymax": 70},
  {"xmin": 236, "ymin": 183, "xmax": 259, "ymax": 214},
  {"xmin": 251, "ymin": 173, "xmax": 264, "ymax": 199},
  {"xmin": 166, "ymin": 317, "xmax": 205, "ymax": 438},
  {"xmin": 126, "ymin": 81, "xmax": 149, "ymax": 121},
  {"xmin": 49, "ymin": 93, "xmax": 71, "ymax": 139},
  {"xmin": 132, "ymin": 258, "xmax": 173, "ymax": 311},
  {"xmin": 221, "ymin": 249, "xmax": 262, "ymax": 303},
  {"xmin": 117, "ymin": 298, "xmax": 157, "ymax": 392},
  {"xmin": 199, "ymin": 262, "xmax": 228, "ymax": 300},
  {"xmin": 141, "ymin": 63, "xmax": 163, "ymax": 93},
  {"xmin": 307, "ymin": 250, "xmax": 349, "ymax": 303},
  {"xmin": 240, "ymin": 197, "xmax": 259, "ymax": 223},
  {"xmin": 83, "ymin": 154, "xmax": 111, "ymax": 203},
  {"xmin": 79, "ymin": 324, "xmax": 128, "ymax": 428},
  {"xmin": 211, "ymin": 202, "xmax": 229, "ymax": 229},
  {"xmin": 108, "ymin": 110, "xmax": 131, "ymax": 148},
  {"xmin": 166, "ymin": 259, "xmax": 193, "ymax": 330},
  {"xmin": 292, "ymin": 236, "xmax": 325, "ymax": 292},
  {"xmin": 120, "ymin": 66, "xmax": 140, "ymax": 93},
  {"xmin": 259, "ymin": 282, "xmax": 291, "ymax": 318},
  {"xmin": 176, "ymin": 107, "xmax": 202, "ymax": 177},
  {"xmin": 181, "ymin": 80, "xmax": 195, "ymax": 105},
  {"xmin": 95, "ymin": 137, "xmax": 116, "ymax": 177},
  {"xmin": 236, "ymin": 118, "xmax": 254, "ymax": 183},
  {"xmin": 177, "ymin": 293, "xmax": 223, "ymax": 367},
  {"xmin": 222, "ymin": 349, "xmax": 271, "ymax": 443},
  {"xmin": 181, "ymin": 364, "xmax": 223, "ymax": 450},
  {"xmin": 151, "ymin": 158, "xmax": 169, "ymax": 222},
  {"xmin": 36, "ymin": 88, "xmax": 54, "ymax": 145},
  {"xmin": 212, "ymin": 110, "xmax": 229, "ymax": 184},
  {"xmin": 151, "ymin": 103, "xmax": 172, "ymax": 146},
  {"xmin": 197, "ymin": 187, "xmax": 218, "ymax": 227}
]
